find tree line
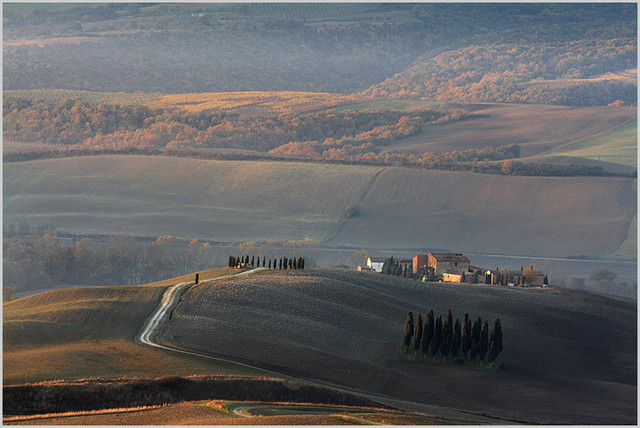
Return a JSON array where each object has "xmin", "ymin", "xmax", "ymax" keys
[
  {"xmin": 3, "ymin": 223, "xmax": 319, "ymax": 298},
  {"xmin": 403, "ymin": 309, "xmax": 503, "ymax": 366},
  {"xmin": 228, "ymin": 255, "xmax": 305, "ymax": 270}
]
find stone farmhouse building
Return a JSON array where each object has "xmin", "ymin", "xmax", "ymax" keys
[{"xmin": 428, "ymin": 253, "xmax": 470, "ymax": 276}]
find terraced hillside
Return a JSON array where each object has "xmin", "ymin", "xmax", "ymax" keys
[{"xmin": 159, "ymin": 268, "xmax": 637, "ymax": 424}]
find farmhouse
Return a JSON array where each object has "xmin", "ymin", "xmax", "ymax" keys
[
  {"xmin": 428, "ymin": 253, "xmax": 470, "ymax": 276},
  {"xmin": 413, "ymin": 254, "xmax": 429, "ymax": 275},
  {"xmin": 366, "ymin": 257, "xmax": 387, "ymax": 273}
]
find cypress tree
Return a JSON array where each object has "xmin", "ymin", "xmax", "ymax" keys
[
  {"xmin": 440, "ymin": 317, "xmax": 451, "ymax": 357},
  {"xmin": 431, "ymin": 315, "xmax": 442, "ymax": 357},
  {"xmin": 452, "ymin": 318, "xmax": 461, "ymax": 357},
  {"xmin": 440, "ymin": 309, "xmax": 453, "ymax": 357},
  {"xmin": 488, "ymin": 318, "xmax": 503, "ymax": 362},
  {"xmin": 421, "ymin": 310, "xmax": 434, "ymax": 356},
  {"xmin": 228, "ymin": 256, "xmax": 233, "ymax": 268},
  {"xmin": 237, "ymin": 256, "xmax": 241, "ymax": 268},
  {"xmin": 283, "ymin": 257, "xmax": 288, "ymax": 269},
  {"xmin": 470, "ymin": 317, "xmax": 481, "ymax": 360},
  {"xmin": 288, "ymin": 258, "xmax": 292, "ymax": 269},
  {"xmin": 479, "ymin": 320, "xmax": 489, "ymax": 362},
  {"xmin": 461, "ymin": 313, "xmax": 471, "ymax": 356},
  {"xmin": 251, "ymin": 255, "xmax": 255, "ymax": 267},
  {"xmin": 403, "ymin": 312, "xmax": 414, "ymax": 352},
  {"xmin": 245, "ymin": 255, "xmax": 249, "ymax": 266},
  {"xmin": 414, "ymin": 313, "xmax": 423, "ymax": 352},
  {"xmin": 293, "ymin": 258, "xmax": 297, "ymax": 269},
  {"xmin": 301, "ymin": 257, "xmax": 305, "ymax": 269},
  {"xmin": 461, "ymin": 271, "xmax": 466, "ymax": 282},
  {"xmin": 279, "ymin": 258, "xmax": 283, "ymax": 269},
  {"xmin": 268, "ymin": 259, "xmax": 272, "ymax": 269},
  {"xmin": 262, "ymin": 256, "xmax": 265, "ymax": 267}
]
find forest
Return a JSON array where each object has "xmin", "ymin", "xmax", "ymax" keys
[
  {"xmin": 5, "ymin": 96, "xmax": 622, "ymax": 177},
  {"xmin": 366, "ymin": 39, "xmax": 637, "ymax": 106},
  {"xmin": 3, "ymin": 3, "xmax": 636, "ymax": 106}
]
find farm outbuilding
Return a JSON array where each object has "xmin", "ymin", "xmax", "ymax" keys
[{"xmin": 366, "ymin": 257, "xmax": 387, "ymax": 273}]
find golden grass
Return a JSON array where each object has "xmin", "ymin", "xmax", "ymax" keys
[
  {"xmin": 140, "ymin": 267, "xmax": 238, "ymax": 288},
  {"xmin": 3, "ymin": 285, "xmax": 163, "ymax": 349},
  {"xmin": 3, "ymin": 267, "xmax": 266, "ymax": 383},
  {"xmin": 3, "ymin": 404, "xmax": 168, "ymax": 423},
  {"xmin": 3, "ymin": 340, "xmax": 265, "ymax": 385},
  {"xmin": 147, "ymin": 91, "xmax": 362, "ymax": 116}
]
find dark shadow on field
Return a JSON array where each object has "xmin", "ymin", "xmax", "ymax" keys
[{"xmin": 159, "ymin": 269, "xmax": 637, "ymax": 425}]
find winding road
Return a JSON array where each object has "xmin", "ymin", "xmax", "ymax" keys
[
  {"xmin": 136, "ymin": 267, "xmax": 503, "ymax": 424},
  {"xmin": 138, "ymin": 267, "xmax": 272, "ymax": 373}
]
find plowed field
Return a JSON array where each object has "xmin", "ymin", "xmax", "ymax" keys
[{"xmin": 159, "ymin": 268, "xmax": 636, "ymax": 424}]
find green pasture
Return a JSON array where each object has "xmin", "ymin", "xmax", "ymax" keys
[
  {"xmin": 3, "ymin": 156, "xmax": 381, "ymax": 243},
  {"xmin": 546, "ymin": 120, "xmax": 637, "ymax": 167}
]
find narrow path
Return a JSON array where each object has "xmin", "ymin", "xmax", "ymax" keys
[
  {"xmin": 138, "ymin": 267, "xmax": 271, "ymax": 373},
  {"xmin": 336, "ymin": 414, "xmax": 384, "ymax": 425}
]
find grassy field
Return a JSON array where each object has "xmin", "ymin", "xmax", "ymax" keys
[
  {"xmin": 4, "ymin": 89, "xmax": 360, "ymax": 116},
  {"xmin": 3, "ymin": 156, "xmax": 381, "ymax": 243},
  {"xmin": 543, "ymin": 119, "xmax": 637, "ymax": 167},
  {"xmin": 160, "ymin": 268, "xmax": 637, "ymax": 424},
  {"xmin": 148, "ymin": 91, "xmax": 361, "ymax": 116},
  {"xmin": 330, "ymin": 167, "xmax": 636, "ymax": 258},
  {"xmin": 3, "ymin": 267, "xmax": 264, "ymax": 384},
  {"xmin": 3, "ymin": 400, "xmax": 446, "ymax": 425},
  {"xmin": 387, "ymin": 103, "xmax": 636, "ymax": 158}
]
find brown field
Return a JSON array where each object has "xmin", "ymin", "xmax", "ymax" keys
[
  {"xmin": 2, "ymin": 340, "xmax": 267, "ymax": 385},
  {"xmin": 3, "ymin": 156, "xmax": 380, "ymax": 244},
  {"xmin": 159, "ymin": 268, "xmax": 637, "ymax": 424},
  {"xmin": 388, "ymin": 103, "xmax": 636, "ymax": 157},
  {"xmin": 331, "ymin": 167, "xmax": 636, "ymax": 258},
  {"xmin": 4, "ymin": 401, "xmax": 431, "ymax": 425},
  {"xmin": 3, "ymin": 267, "xmax": 264, "ymax": 384}
]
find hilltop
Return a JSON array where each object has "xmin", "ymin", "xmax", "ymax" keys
[{"xmin": 158, "ymin": 268, "xmax": 636, "ymax": 424}]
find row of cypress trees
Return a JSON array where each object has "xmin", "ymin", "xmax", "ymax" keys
[
  {"xmin": 228, "ymin": 255, "xmax": 305, "ymax": 270},
  {"xmin": 403, "ymin": 309, "xmax": 503, "ymax": 364}
]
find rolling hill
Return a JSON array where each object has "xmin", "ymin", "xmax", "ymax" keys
[
  {"xmin": 158, "ymin": 268, "xmax": 637, "ymax": 424},
  {"xmin": 329, "ymin": 166, "xmax": 637, "ymax": 258},
  {"xmin": 2, "ymin": 267, "xmax": 270, "ymax": 385},
  {"xmin": 4, "ymin": 155, "xmax": 635, "ymax": 260},
  {"xmin": 3, "ymin": 156, "xmax": 381, "ymax": 243},
  {"xmin": 383, "ymin": 103, "xmax": 636, "ymax": 159}
]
